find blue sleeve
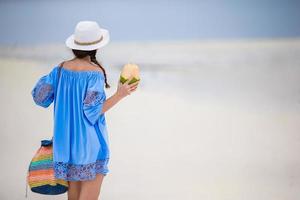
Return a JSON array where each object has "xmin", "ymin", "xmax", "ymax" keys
[
  {"xmin": 83, "ymin": 74, "xmax": 106, "ymax": 125},
  {"xmin": 31, "ymin": 68, "xmax": 57, "ymax": 108}
]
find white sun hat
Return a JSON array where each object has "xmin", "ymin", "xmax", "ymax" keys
[{"xmin": 65, "ymin": 20, "xmax": 110, "ymax": 51}]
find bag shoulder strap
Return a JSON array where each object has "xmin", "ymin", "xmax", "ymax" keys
[
  {"xmin": 56, "ymin": 61, "xmax": 64, "ymax": 87},
  {"xmin": 56, "ymin": 61, "xmax": 65, "ymax": 90},
  {"xmin": 51, "ymin": 61, "xmax": 65, "ymax": 143}
]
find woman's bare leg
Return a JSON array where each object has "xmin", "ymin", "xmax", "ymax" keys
[
  {"xmin": 79, "ymin": 174, "xmax": 105, "ymax": 200},
  {"xmin": 67, "ymin": 181, "xmax": 81, "ymax": 200}
]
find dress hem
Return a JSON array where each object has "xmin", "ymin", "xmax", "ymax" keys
[{"xmin": 53, "ymin": 158, "xmax": 109, "ymax": 181}]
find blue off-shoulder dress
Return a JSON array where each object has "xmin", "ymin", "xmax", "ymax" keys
[{"xmin": 31, "ymin": 65, "xmax": 110, "ymax": 181}]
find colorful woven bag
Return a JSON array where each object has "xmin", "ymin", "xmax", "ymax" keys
[
  {"xmin": 26, "ymin": 139, "xmax": 68, "ymax": 196},
  {"xmin": 26, "ymin": 62, "xmax": 68, "ymax": 197}
]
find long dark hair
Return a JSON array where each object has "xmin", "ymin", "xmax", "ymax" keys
[{"xmin": 71, "ymin": 49, "xmax": 110, "ymax": 88}]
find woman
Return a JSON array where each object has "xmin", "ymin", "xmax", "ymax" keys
[{"xmin": 31, "ymin": 21, "xmax": 139, "ymax": 200}]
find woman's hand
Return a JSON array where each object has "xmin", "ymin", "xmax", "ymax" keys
[
  {"xmin": 101, "ymin": 78, "xmax": 140, "ymax": 114},
  {"xmin": 115, "ymin": 78, "xmax": 140, "ymax": 99}
]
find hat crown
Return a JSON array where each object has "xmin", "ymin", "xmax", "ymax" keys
[{"xmin": 74, "ymin": 21, "xmax": 103, "ymax": 44}]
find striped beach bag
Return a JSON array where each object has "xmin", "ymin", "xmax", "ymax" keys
[
  {"xmin": 26, "ymin": 139, "xmax": 68, "ymax": 197},
  {"xmin": 26, "ymin": 62, "xmax": 67, "ymax": 197}
]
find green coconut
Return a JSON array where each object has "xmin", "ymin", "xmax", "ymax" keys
[
  {"xmin": 119, "ymin": 63, "xmax": 140, "ymax": 85},
  {"xmin": 120, "ymin": 76, "xmax": 140, "ymax": 84}
]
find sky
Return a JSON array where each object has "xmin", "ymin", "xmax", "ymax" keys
[{"xmin": 0, "ymin": 0, "xmax": 300, "ymax": 45}]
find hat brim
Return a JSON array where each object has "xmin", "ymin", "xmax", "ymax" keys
[{"xmin": 65, "ymin": 28, "xmax": 110, "ymax": 51}]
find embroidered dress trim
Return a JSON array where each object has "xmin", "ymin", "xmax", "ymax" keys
[
  {"xmin": 53, "ymin": 159, "xmax": 109, "ymax": 181},
  {"xmin": 32, "ymin": 82, "xmax": 53, "ymax": 105},
  {"xmin": 83, "ymin": 90, "xmax": 103, "ymax": 106}
]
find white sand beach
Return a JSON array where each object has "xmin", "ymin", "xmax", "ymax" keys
[{"xmin": 0, "ymin": 39, "xmax": 300, "ymax": 200}]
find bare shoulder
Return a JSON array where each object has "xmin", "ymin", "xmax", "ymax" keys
[
  {"xmin": 87, "ymin": 63, "xmax": 105, "ymax": 75},
  {"xmin": 89, "ymin": 62, "xmax": 103, "ymax": 72}
]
